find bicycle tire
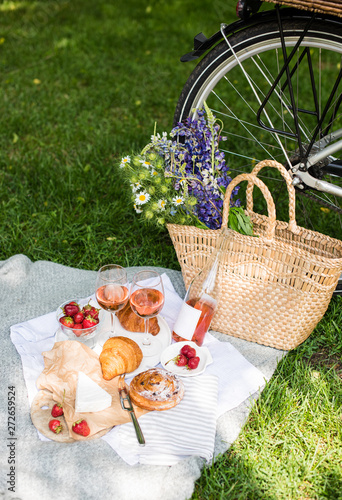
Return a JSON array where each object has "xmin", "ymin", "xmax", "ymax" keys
[{"xmin": 174, "ymin": 18, "xmax": 342, "ymax": 237}]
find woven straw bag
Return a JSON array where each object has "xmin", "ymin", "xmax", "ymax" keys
[
  {"xmin": 167, "ymin": 160, "xmax": 342, "ymax": 350},
  {"xmin": 263, "ymin": 0, "xmax": 342, "ymax": 17}
]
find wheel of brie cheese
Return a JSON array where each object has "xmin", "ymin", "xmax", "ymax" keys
[{"xmin": 129, "ymin": 367, "xmax": 184, "ymax": 411}]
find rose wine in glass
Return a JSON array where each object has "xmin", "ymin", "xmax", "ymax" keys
[
  {"xmin": 95, "ymin": 264, "xmax": 129, "ymax": 336},
  {"xmin": 129, "ymin": 270, "xmax": 165, "ymax": 357}
]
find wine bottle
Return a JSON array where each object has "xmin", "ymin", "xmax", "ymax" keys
[{"xmin": 172, "ymin": 228, "xmax": 229, "ymax": 346}]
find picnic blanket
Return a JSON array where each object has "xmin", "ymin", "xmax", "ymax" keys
[{"xmin": 0, "ymin": 254, "xmax": 286, "ymax": 500}]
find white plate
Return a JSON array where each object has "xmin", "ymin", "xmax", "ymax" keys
[
  {"xmin": 160, "ymin": 341, "xmax": 213, "ymax": 377},
  {"xmin": 92, "ymin": 313, "xmax": 171, "ymax": 378}
]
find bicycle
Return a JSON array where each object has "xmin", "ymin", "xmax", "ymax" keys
[{"xmin": 173, "ymin": 0, "xmax": 342, "ymax": 293}]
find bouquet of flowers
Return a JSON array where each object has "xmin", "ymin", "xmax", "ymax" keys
[{"xmin": 119, "ymin": 103, "xmax": 252, "ymax": 233}]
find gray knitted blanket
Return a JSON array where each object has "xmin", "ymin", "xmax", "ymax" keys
[{"xmin": 0, "ymin": 255, "xmax": 285, "ymax": 500}]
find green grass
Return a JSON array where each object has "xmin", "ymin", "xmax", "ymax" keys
[
  {"xmin": 0, "ymin": 1, "xmax": 341, "ymax": 498},
  {"xmin": 193, "ymin": 299, "xmax": 342, "ymax": 499}
]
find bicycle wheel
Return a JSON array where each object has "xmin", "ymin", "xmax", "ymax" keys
[{"xmin": 174, "ymin": 18, "xmax": 342, "ymax": 239}]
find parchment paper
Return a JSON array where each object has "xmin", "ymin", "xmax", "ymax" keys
[{"xmin": 36, "ymin": 340, "xmax": 148, "ymax": 440}]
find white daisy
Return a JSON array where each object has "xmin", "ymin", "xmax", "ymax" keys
[
  {"xmin": 172, "ymin": 195, "xmax": 184, "ymax": 206},
  {"xmin": 150, "ymin": 169, "xmax": 159, "ymax": 177},
  {"xmin": 150, "ymin": 132, "xmax": 161, "ymax": 142},
  {"xmin": 120, "ymin": 156, "xmax": 131, "ymax": 168},
  {"xmin": 150, "ymin": 131, "xmax": 168, "ymax": 142},
  {"xmin": 134, "ymin": 204, "xmax": 143, "ymax": 213},
  {"xmin": 135, "ymin": 191, "xmax": 150, "ymax": 205},
  {"xmin": 141, "ymin": 160, "xmax": 151, "ymax": 168},
  {"xmin": 158, "ymin": 199, "xmax": 166, "ymax": 211},
  {"xmin": 130, "ymin": 182, "xmax": 142, "ymax": 193}
]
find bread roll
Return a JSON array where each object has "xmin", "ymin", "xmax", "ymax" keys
[
  {"xmin": 99, "ymin": 337, "xmax": 143, "ymax": 380},
  {"xmin": 117, "ymin": 302, "xmax": 160, "ymax": 336},
  {"xmin": 129, "ymin": 368, "xmax": 184, "ymax": 411}
]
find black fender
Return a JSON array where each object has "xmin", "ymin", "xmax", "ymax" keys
[{"xmin": 181, "ymin": 6, "xmax": 342, "ymax": 62}]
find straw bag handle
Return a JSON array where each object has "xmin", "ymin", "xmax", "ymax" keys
[
  {"xmin": 246, "ymin": 159, "xmax": 298, "ymax": 233},
  {"xmin": 221, "ymin": 172, "xmax": 277, "ymax": 241}
]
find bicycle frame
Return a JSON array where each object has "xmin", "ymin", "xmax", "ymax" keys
[
  {"xmin": 180, "ymin": 3, "xmax": 342, "ymax": 197},
  {"xmin": 254, "ymin": 6, "xmax": 342, "ymax": 196}
]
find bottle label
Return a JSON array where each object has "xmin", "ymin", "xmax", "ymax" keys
[{"xmin": 173, "ymin": 301, "xmax": 202, "ymax": 341}]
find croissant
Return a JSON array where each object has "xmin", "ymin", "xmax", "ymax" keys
[
  {"xmin": 99, "ymin": 337, "xmax": 143, "ymax": 380},
  {"xmin": 117, "ymin": 301, "xmax": 160, "ymax": 336}
]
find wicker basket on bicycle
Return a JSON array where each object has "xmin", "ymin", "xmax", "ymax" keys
[
  {"xmin": 167, "ymin": 160, "xmax": 342, "ymax": 351},
  {"xmin": 264, "ymin": 0, "xmax": 342, "ymax": 17}
]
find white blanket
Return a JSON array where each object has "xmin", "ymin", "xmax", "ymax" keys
[
  {"xmin": 0, "ymin": 255, "xmax": 285, "ymax": 500},
  {"xmin": 10, "ymin": 273, "xmax": 266, "ymax": 465}
]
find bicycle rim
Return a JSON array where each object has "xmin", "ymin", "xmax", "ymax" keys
[{"xmin": 174, "ymin": 20, "xmax": 342, "ymax": 240}]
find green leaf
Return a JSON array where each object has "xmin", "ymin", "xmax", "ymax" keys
[
  {"xmin": 235, "ymin": 211, "xmax": 253, "ymax": 235},
  {"xmin": 228, "ymin": 212, "xmax": 239, "ymax": 232},
  {"xmin": 195, "ymin": 220, "xmax": 210, "ymax": 230},
  {"xmin": 228, "ymin": 207, "xmax": 255, "ymax": 236}
]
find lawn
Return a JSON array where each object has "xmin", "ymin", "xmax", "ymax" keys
[{"xmin": 0, "ymin": 1, "xmax": 341, "ymax": 498}]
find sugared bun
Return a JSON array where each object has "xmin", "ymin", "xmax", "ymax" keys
[{"xmin": 129, "ymin": 368, "xmax": 184, "ymax": 411}]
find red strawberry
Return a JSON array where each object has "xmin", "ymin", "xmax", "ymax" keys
[
  {"xmin": 49, "ymin": 419, "xmax": 63, "ymax": 434},
  {"xmin": 180, "ymin": 344, "xmax": 196, "ymax": 358},
  {"xmin": 72, "ymin": 323, "xmax": 83, "ymax": 336},
  {"xmin": 82, "ymin": 302, "xmax": 92, "ymax": 316},
  {"xmin": 166, "ymin": 353, "xmax": 188, "ymax": 367},
  {"xmin": 59, "ymin": 316, "xmax": 75, "ymax": 328},
  {"xmin": 184, "ymin": 346, "xmax": 196, "ymax": 359},
  {"xmin": 72, "ymin": 419, "xmax": 90, "ymax": 437},
  {"xmin": 51, "ymin": 390, "xmax": 65, "ymax": 417},
  {"xmin": 64, "ymin": 301, "xmax": 80, "ymax": 317},
  {"xmin": 176, "ymin": 354, "xmax": 188, "ymax": 367},
  {"xmin": 88, "ymin": 307, "xmax": 100, "ymax": 320},
  {"xmin": 82, "ymin": 315, "xmax": 98, "ymax": 329},
  {"xmin": 73, "ymin": 311, "xmax": 84, "ymax": 324},
  {"xmin": 188, "ymin": 356, "xmax": 200, "ymax": 370},
  {"xmin": 51, "ymin": 403, "xmax": 64, "ymax": 417}
]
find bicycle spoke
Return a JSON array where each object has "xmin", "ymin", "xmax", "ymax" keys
[
  {"xmin": 251, "ymin": 53, "xmax": 313, "ymax": 141},
  {"xmin": 211, "ymin": 91, "xmax": 282, "ymax": 161},
  {"xmin": 212, "ymin": 106, "xmax": 294, "ymax": 153}
]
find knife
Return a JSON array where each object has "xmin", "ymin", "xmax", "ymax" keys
[{"xmin": 118, "ymin": 375, "xmax": 145, "ymax": 446}]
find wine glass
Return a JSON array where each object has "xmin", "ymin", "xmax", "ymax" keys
[
  {"xmin": 95, "ymin": 264, "xmax": 129, "ymax": 336},
  {"xmin": 129, "ymin": 270, "xmax": 165, "ymax": 357}
]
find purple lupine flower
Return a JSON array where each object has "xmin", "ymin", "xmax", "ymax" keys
[{"xmin": 148, "ymin": 108, "xmax": 239, "ymax": 229}]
